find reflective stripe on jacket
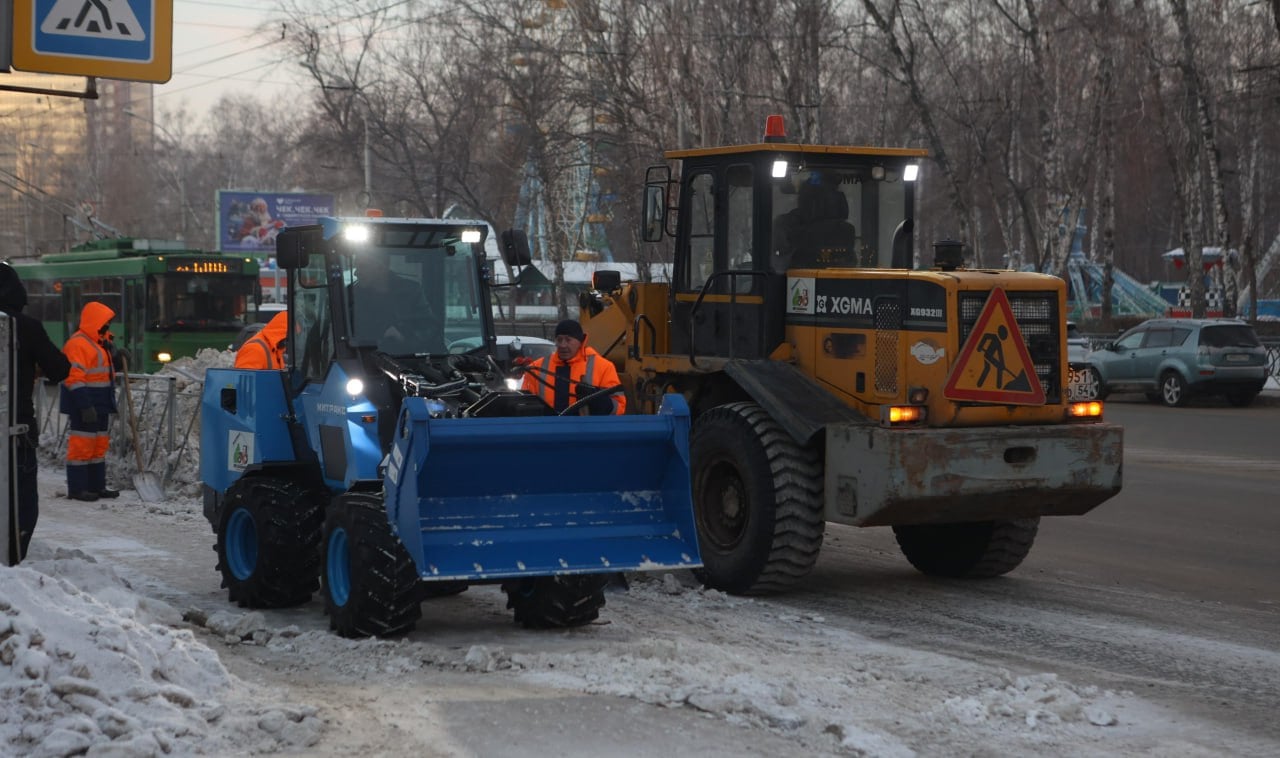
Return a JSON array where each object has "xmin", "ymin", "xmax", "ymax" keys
[
  {"xmin": 234, "ymin": 311, "xmax": 288, "ymax": 369},
  {"xmin": 235, "ymin": 335, "xmax": 279, "ymax": 369},
  {"xmin": 521, "ymin": 344, "xmax": 626, "ymax": 415},
  {"xmin": 60, "ymin": 301, "xmax": 117, "ymax": 416}
]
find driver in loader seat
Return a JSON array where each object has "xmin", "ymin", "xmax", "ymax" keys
[
  {"xmin": 773, "ymin": 178, "xmax": 857, "ymax": 271},
  {"xmin": 349, "ymin": 261, "xmax": 441, "ymax": 354}
]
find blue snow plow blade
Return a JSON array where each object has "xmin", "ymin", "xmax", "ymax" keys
[{"xmin": 385, "ymin": 394, "xmax": 701, "ymax": 581}]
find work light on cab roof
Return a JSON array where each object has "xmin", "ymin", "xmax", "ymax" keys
[{"xmin": 760, "ymin": 113, "xmax": 920, "ymax": 182}]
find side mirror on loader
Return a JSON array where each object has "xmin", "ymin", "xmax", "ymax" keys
[
  {"xmin": 276, "ymin": 225, "xmax": 324, "ymax": 269},
  {"xmin": 641, "ymin": 164, "xmax": 672, "ymax": 242},
  {"xmin": 500, "ymin": 229, "xmax": 533, "ymax": 268},
  {"xmin": 641, "ymin": 185, "xmax": 666, "ymax": 242}
]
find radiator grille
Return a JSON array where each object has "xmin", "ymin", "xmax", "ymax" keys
[{"xmin": 874, "ymin": 298, "xmax": 901, "ymax": 394}]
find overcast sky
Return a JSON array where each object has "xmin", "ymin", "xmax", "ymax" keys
[{"xmin": 156, "ymin": 0, "xmax": 295, "ymax": 122}]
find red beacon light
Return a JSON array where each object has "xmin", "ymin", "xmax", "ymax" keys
[
  {"xmin": 763, "ymin": 115, "xmax": 787, "ymax": 143},
  {"xmin": 365, "ymin": 208, "xmax": 384, "ymax": 217}
]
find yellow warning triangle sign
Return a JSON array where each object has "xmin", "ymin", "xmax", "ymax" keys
[{"xmin": 944, "ymin": 288, "xmax": 1046, "ymax": 405}]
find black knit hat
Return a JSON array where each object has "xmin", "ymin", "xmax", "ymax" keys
[{"xmin": 554, "ymin": 319, "xmax": 585, "ymax": 341}]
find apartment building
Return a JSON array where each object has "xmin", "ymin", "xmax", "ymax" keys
[{"xmin": 0, "ymin": 74, "xmax": 152, "ymax": 260}]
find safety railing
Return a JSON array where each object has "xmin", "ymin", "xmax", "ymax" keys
[{"xmin": 35, "ymin": 367, "xmax": 205, "ymax": 495}]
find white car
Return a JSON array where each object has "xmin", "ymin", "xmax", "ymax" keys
[
  {"xmin": 1067, "ymin": 321, "xmax": 1091, "ymax": 364},
  {"xmin": 449, "ymin": 334, "xmax": 554, "ymax": 374},
  {"xmin": 1065, "ymin": 321, "xmax": 1098, "ymax": 401}
]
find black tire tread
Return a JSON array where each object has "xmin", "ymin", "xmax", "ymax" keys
[
  {"xmin": 322, "ymin": 493, "xmax": 422, "ymax": 638},
  {"xmin": 501, "ymin": 575, "xmax": 608, "ymax": 629},
  {"xmin": 693, "ymin": 402, "xmax": 824, "ymax": 596},
  {"xmin": 893, "ymin": 517, "xmax": 1040, "ymax": 578},
  {"xmin": 214, "ymin": 476, "xmax": 324, "ymax": 609}
]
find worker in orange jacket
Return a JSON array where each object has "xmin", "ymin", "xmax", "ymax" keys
[
  {"xmin": 60, "ymin": 302, "xmax": 119, "ymax": 502},
  {"xmin": 234, "ymin": 311, "xmax": 289, "ymax": 369},
  {"xmin": 521, "ymin": 320, "xmax": 626, "ymax": 415}
]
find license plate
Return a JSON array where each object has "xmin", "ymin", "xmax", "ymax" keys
[
  {"xmin": 1226, "ymin": 354, "xmax": 1250, "ymax": 363},
  {"xmin": 1066, "ymin": 367, "xmax": 1091, "ymax": 401}
]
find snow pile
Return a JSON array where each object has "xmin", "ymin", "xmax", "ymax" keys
[
  {"xmin": 148, "ymin": 348, "xmax": 231, "ymax": 496},
  {"xmin": 0, "ymin": 547, "xmax": 323, "ymax": 756},
  {"xmin": 941, "ymin": 672, "xmax": 1118, "ymax": 728}
]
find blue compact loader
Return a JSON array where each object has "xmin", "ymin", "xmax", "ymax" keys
[{"xmin": 200, "ymin": 218, "xmax": 700, "ymax": 637}]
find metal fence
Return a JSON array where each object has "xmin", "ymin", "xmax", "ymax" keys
[{"xmin": 35, "ymin": 369, "xmax": 205, "ymax": 495}]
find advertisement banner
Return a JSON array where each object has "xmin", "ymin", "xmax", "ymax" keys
[{"xmin": 217, "ymin": 191, "xmax": 335, "ymax": 253}]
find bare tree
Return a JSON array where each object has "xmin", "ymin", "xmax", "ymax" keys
[{"xmin": 860, "ymin": 0, "xmax": 974, "ymax": 252}]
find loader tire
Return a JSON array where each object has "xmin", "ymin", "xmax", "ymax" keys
[
  {"xmin": 322, "ymin": 493, "xmax": 421, "ymax": 638},
  {"xmin": 892, "ymin": 518, "xmax": 1040, "ymax": 578},
  {"xmin": 215, "ymin": 476, "xmax": 324, "ymax": 609},
  {"xmin": 690, "ymin": 402, "xmax": 824, "ymax": 595},
  {"xmin": 502, "ymin": 575, "xmax": 607, "ymax": 629}
]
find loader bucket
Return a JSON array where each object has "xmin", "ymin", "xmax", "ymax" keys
[{"xmin": 384, "ymin": 394, "xmax": 701, "ymax": 582}]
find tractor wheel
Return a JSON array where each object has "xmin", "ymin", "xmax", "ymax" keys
[
  {"xmin": 689, "ymin": 402, "xmax": 824, "ymax": 595},
  {"xmin": 892, "ymin": 518, "xmax": 1040, "ymax": 578},
  {"xmin": 1160, "ymin": 370, "xmax": 1190, "ymax": 407},
  {"xmin": 214, "ymin": 476, "xmax": 324, "ymax": 608},
  {"xmin": 322, "ymin": 492, "xmax": 422, "ymax": 638},
  {"xmin": 501, "ymin": 575, "xmax": 608, "ymax": 629}
]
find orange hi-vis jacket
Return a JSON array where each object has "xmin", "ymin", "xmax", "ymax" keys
[
  {"xmin": 60, "ymin": 302, "xmax": 116, "ymax": 415},
  {"xmin": 234, "ymin": 311, "xmax": 288, "ymax": 369},
  {"xmin": 521, "ymin": 341, "xmax": 626, "ymax": 415},
  {"xmin": 61, "ymin": 301, "xmax": 117, "ymax": 467}
]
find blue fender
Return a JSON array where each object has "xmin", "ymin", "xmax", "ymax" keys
[{"xmin": 200, "ymin": 369, "xmax": 298, "ymax": 495}]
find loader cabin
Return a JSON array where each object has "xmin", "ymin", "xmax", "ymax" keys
[{"xmin": 642, "ymin": 115, "xmax": 926, "ymax": 359}]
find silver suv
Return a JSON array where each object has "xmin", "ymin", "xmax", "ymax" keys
[{"xmin": 1082, "ymin": 318, "xmax": 1267, "ymax": 407}]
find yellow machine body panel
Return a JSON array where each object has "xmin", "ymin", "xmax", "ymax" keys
[{"xmin": 786, "ymin": 268, "xmax": 1073, "ymax": 427}]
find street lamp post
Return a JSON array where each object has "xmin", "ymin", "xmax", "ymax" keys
[
  {"xmin": 123, "ymin": 108, "xmax": 188, "ymax": 240},
  {"xmin": 320, "ymin": 81, "xmax": 372, "ymax": 208}
]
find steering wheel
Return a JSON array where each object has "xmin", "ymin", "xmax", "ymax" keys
[{"xmin": 447, "ymin": 338, "xmax": 483, "ymax": 355}]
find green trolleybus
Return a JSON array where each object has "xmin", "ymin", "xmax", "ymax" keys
[{"xmin": 12, "ymin": 238, "xmax": 260, "ymax": 373}]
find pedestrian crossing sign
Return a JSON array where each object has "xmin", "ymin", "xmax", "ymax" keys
[
  {"xmin": 11, "ymin": 0, "xmax": 173, "ymax": 83},
  {"xmin": 944, "ymin": 288, "xmax": 1046, "ymax": 405}
]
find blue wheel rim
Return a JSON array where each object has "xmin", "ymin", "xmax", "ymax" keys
[
  {"xmin": 327, "ymin": 527, "xmax": 351, "ymax": 607},
  {"xmin": 226, "ymin": 508, "xmax": 258, "ymax": 581}
]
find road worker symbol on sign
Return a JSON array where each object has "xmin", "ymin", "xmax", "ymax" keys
[{"xmin": 943, "ymin": 288, "xmax": 1046, "ymax": 405}]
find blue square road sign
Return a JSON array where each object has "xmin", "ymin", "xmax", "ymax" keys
[{"xmin": 11, "ymin": 0, "xmax": 173, "ymax": 82}]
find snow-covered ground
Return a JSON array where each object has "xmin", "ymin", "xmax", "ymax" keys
[
  {"xmin": 8, "ymin": 510, "xmax": 1256, "ymax": 758},
  {"xmin": 3, "ymin": 350, "xmax": 1277, "ymax": 756}
]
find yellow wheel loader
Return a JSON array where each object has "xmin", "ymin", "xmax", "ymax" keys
[{"xmin": 577, "ymin": 116, "xmax": 1123, "ymax": 595}]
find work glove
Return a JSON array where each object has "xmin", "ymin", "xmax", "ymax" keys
[
  {"xmin": 80, "ymin": 406, "xmax": 98, "ymax": 424},
  {"xmin": 579, "ymin": 384, "xmax": 619, "ymax": 416},
  {"xmin": 587, "ymin": 395, "xmax": 615, "ymax": 416}
]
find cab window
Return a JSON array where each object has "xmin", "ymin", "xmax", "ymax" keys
[{"xmin": 684, "ymin": 171, "xmax": 715, "ymax": 292}]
